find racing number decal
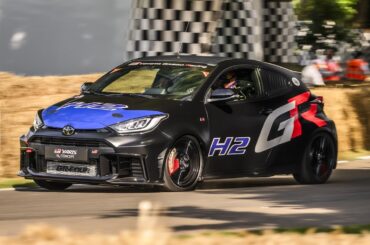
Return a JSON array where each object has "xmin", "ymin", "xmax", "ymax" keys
[
  {"xmin": 208, "ymin": 137, "xmax": 251, "ymax": 157},
  {"xmin": 255, "ymin": 92, "xmax": 327, "ymax": 153}
]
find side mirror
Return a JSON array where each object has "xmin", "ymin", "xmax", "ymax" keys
[
  {"xmin": 81, "ymin": 82, "xmax": 93, "ymax": 93},
  {"xmin": 207, "ymin": 89, "xmax": 238, "ymax": 103}
]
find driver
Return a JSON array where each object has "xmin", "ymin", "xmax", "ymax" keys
[{"xmin": 223, "ymin": 71, "xmax": 238, "ymax": 89}]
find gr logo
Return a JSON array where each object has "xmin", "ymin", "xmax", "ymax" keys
[
  {"xmin": 208, "ymin": 137, "xmax": 251, "ymax": 157},
  {"xmin": 255, "ymin": 92, "xmax": 327, "ymax": 153}
]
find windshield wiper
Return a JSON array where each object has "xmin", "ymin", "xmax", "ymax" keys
[
  {"xmin": 84, "ymin": 90, "xmax": 103, "ymax": 96},
  {"xmin": 99, "ymin": 92, "xmax": 153, "ymax": 98},
  {"xmin": 85, "ymin": 91, "xmax": 153, "ymax": 98},
  {"xmin": 124, "ymin": 93, "xmax": 153, "ymax": 98}
]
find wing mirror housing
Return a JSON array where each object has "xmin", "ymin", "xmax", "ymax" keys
[
  {"xmin": 207, "ymin": 89, "xmax": 238, "ymax": 103},
  {"xmin": 81, "ymin": 82, "xmax": 93, "ymax": 93}
]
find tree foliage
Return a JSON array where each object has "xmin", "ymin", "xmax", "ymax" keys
[
  {"xmin": 294, "ymin": 0, "xmax": 358, "ymax": 26},
  {"xmin": 293, "ymin": 0, "xmax": 360, "ymax": 50}
]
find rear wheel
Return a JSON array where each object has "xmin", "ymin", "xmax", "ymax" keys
[
  {"xmin": 34, "ymin": 179, "xmax": 72, "ymax": 191},
  {"xmin": 294, "ymin": 132, "xmax": 336, "ymax": 184},
  {"xmin": 163, "ymin": 136, "xmax": 202, "ymax": 191}
]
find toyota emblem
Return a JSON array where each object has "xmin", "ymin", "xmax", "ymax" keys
[{"xmin": 62, "ymin": 125, "xmax": 75, "ymax": 136}]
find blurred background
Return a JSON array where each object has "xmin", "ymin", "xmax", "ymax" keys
[{"xmin": 0, "ymin": 0, "xmax": 131, "ymax": 75}]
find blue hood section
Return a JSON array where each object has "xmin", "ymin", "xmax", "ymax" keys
[{"xmin": 42, "ymin": 102, "xmax": 165, "ymax": 130}]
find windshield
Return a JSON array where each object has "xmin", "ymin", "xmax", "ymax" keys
[{"xmin": 90, "ymin": 62, "xmax": 214, "ymax": 100}]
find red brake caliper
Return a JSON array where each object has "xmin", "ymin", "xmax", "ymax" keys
[{"xmin": 168, "ymin": 157, "xmax": 180, "ymax": 175}]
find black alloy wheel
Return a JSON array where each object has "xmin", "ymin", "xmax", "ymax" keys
[
  {"xmin": 294, "ymin": 132, "xmax": 336, "ymax": 184},
  {"xmin": 163, "ymin": 136, "xmax": 202, "ymax": 191}
]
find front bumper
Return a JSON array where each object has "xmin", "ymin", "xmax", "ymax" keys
[{"xmin": 19, "ymin": 127, "xmax": 172, "ymax": 186}]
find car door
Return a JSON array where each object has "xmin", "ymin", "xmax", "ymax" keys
[{"xmin": 204, "ymin": 66, "xmax": 272, "ymax": 178}]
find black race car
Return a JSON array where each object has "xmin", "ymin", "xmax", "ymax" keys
[{"xmin": 19, "ymin": 55, "xmax": 338, "ymax": 191}]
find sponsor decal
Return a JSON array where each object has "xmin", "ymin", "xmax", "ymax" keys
[
  {"xmin": 56, "ymin": 165, "xmax": 89, "ymax": 173},
  {"xmin": 57, "ymin": 102, "xmax": 128, "ymax": 111},
  {"xmin": 47, "ymin": 162, "xmax": 96, "ymax": 176},
  {"xmin": 255, "ymin": 92, "xmax": 327, "ymax": 153},
  {"xmin": 208, "ymin": 137, "xmax": 251, "ymax": 157},
  {"xmin": 54, "ymin": 148, "xmax": 78, "ymax": 160}
]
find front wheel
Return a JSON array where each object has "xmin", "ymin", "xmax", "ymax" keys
[
  {"xmin": 34, "ymin": 179, "xmax": 72, "ymax": 191},
  {"xmin": 163, "ymin": 136, "xmax": 203, "ymax": 192},
  {"xmin": 294, "ymin": 132, "xmax": 337, "ymax": 184}
]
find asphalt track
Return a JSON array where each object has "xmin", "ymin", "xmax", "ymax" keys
[{"xmin": 0, "ymin": 159, "xmax": 369, "ymax": 235}]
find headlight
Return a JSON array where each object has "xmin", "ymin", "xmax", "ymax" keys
[
  {"xmin": 32, "ymin": 112, "xmax": 44, "ymax": 131},
  {"xmin": 109, "ymin": 114, "xmax": 168, "ymax": 134}
]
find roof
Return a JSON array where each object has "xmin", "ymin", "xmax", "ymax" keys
[
  {"xmin": 134, "ymin": 55, "xmax": 232, "ymax": 65},
  {"xmin": 132, "ymin": 55, "xmax": 300, "ymax": 77}
]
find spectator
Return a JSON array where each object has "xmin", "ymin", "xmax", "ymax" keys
[
  {"xmin": 345, "ymin": 51, "xmax": 369, "ymax": 82},
  {"xmin": 302, "ymin": 59, "xmax": 325, "ymax": 87},
  {"xmin": 319, "ymin": 49, "xmax": 342, "ymax": 82}
]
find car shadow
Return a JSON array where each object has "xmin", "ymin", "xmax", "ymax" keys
[
  {"xmin": 14, "ymin": 175, "xmax": 299, "ymax": 193},
  {"xmin": 14, "ymin": 166, "xmax": 357, "ymax": 193},
  {"xmin": 14, "ymin": 184, "xmax": 159, "ymax": 193},
  {"xmin": 91, "ymin": 168, "xmax": 370, "ymax": 231}
]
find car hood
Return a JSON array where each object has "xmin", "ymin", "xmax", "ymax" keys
[{"xmin": 41, "ymin": 95, "xmax": 171, "ymax": 130}]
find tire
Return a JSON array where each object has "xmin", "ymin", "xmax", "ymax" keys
[
  {"xmin": 34, "ymin": 179, "xmax": 72, "ymax": 191},
  {"xmin": 293, "ymin": 132, "xmax": 337, "ymax": 184},
  {"xmin": 162, "ymin": 136, "xmax": 203, "ymax": 192}
]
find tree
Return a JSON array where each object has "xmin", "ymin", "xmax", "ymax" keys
[
  {"xmin": 294, "ymin": 0, "xmax": 359, "ymax": 50},
  {"xmin": 357, "ymin": 0, "xmax": 370, "ymax": 28}
]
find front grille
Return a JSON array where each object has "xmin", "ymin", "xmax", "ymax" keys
[
  {"xmin": 23, "ymin": 140, "xmax": 146, "ymax": 180},
  {"xmin": 46, "ymin": 127, "xmax": 108, "ymax": 134},
  {"xmin": 31, "ymin": 137, "xmax": 109, "ymax": 147}
]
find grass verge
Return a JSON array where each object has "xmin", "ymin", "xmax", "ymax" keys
[
  {"xmin": 1, "ymin": 223, "xmax": 370, "ymax": 245},
  {"xmin": 273, "ymin": 224, "xmax": 370, "ymax": 234},
  {"xmin": 0, "ymin": 178, "xmax": 36, "ymax": 188},
  {"xmin": 196, "ymin": 224, "xmax": 370, "ymax": 237}
]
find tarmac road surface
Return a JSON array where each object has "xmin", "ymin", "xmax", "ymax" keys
[{"xmin": 0, "ymin": 159, "xmax": 369, "ymax": 235}]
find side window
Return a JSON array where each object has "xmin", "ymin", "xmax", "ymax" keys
[
  {"xmin": 259, "ymin": 69, "xmax": 293, "ymax": 97},
  {"xmin": 212, "ymin": 68, "xmax": 263, "ymax": 100}
]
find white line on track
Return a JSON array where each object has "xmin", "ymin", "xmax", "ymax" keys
[
  {"xmin": 337, "ymin": 160, "xmax": 348, "ymax": 163},
  {"xmin": 357, "ymin": 155, "xmax": 370, "ymax": 160},
  {"xmin": 0, "ymin": 188, "xmax": 15, "ymax": 192}
]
